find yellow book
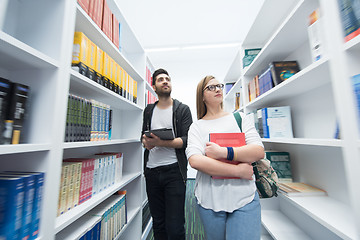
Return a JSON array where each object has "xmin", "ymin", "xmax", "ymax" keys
[
  {"xmin": 109, "ymin": 57, "xmax": 115, "ymax": 91},
  {"xmin": 65, "ymin": 163, "xmax": 76, "ymax": 212},
  {"xmin": 72, "ymin": 32, "xmax": 89, "ymax": 66},
  {"xmin": 119, "ymin": 67, "xmax": 124, "ymax": 97},
  {"xmin": 279, "ymin": 182, "xmax": 326, "ymax": 197},
  {"xmin": 59, "ymin": 163, "xmax": 72, "ymax": 215},
  {"xmin": 72, "ymin": 162, "xmax": 82, "ymax": 208},
  {"xmin": 57, "ymin": 164, "xmax": 67, "ymax": 216},
  {"xmin": 133, "ymin": 79, "xmax": 137, "ymax": 104},
  {"xmin": 114, "ymin": 63, "xmax": 120, "ymax": 94},
  {"xmin": 87, "ymin": 39, "xmax": 97, "ymax": 80}
]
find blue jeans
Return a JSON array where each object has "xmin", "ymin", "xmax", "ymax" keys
[
  {"xmin": 145, "ymin": 163, "xmax": 186, "ymax": 240},
  {"xmin": 197, "ymin": 191, "xmax": 261, "ymax": 240}
]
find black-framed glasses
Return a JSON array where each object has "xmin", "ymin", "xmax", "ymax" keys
[{"xmin": 203, "ymin": 84, "xmax": 224, "ymax": 92}]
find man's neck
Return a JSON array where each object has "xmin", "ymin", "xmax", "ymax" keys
[{"xmin": 157, "ymin": 96, "xmax": 173, "ymax": 109}]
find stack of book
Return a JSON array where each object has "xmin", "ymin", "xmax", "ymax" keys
[
  {"xmin": 279, "ymin": 182, "xmax": 327, "ymax": 197},
  {"xmin": 57, "ymin": 152, "xmax": 123, "ymax": 216},
  {"xmin": 0, "ymin": 171, "xmax": 44, "ymax": 240}
]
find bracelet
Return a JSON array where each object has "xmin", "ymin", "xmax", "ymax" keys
[
  {"xmin": 233, "ymin": 148, "xmax": 237, "ymax": 161},
  {"xmin": 227, "ymin": 147, "xmax": 234, "ymax": 161}
]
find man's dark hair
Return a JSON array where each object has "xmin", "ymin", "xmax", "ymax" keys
[{"xmin": 152, "ymin": 68, "xmax": 169, "ymax": 85}]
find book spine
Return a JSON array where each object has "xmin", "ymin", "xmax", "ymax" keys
[
  {"xmin": 30, "ymin": 172, "xmax": 44, "ymax": 239},
  {"xmin": 262, "ymin": 108, "xmax": 269, "ymax": 138}
]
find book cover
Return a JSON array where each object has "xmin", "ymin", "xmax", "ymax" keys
[
  {"xmin": 6, "ymin": 82, "xmax": 30, "ymax": 144},
  {"xmin": 235, "ymin": 92, "xmax": 241, "ymax": 110},
  {"xmin": 0, "ymin": 175, "xmax": 25, "ymax": 240},
  {"xmin": 77, "ymin": 0, "xmax": 90, "ymax": 14},
  {"xmin": 112, "ymin": 14, "xmax": 120, "ymax": 49},
  {"xmin": 269, "ymin": 61, "xmax": 300, "ymax": 86},
  {"xmin": 279, "ymin": 182, "xmax": 326, "ymax": 197},
  {"xmin": 266, "ymin": 106, "xmax": 294, "ymax": 138},
  {"xmin": 242, "ymin": 48, "xmax": 261, "ymax": 68},
  {"xmin": 209, "ymin": 132, "xmax": 245, "ymax": 179},
  {"xmin": 224, "ymin": 82, "xmax": 235, "ymax": 94},
  {"xmin": 72, "ymin": 32, "xmax": 89, "ymax": 76},
  {"xmin": 265, "ymin": 151, "xmax": 292, "ymax": 182},
  {"xmin": 308, "ymin": 8, "xmax": 325, "ymax": 62},
  {"xmin": 102, "ymin": 0, "xmax": 112, "ymax": 41},
  {"xmin": 0, "ymin": 77, "xmax": 11, "ymax": 144}
]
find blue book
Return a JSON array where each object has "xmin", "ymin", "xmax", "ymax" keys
[
  {"xmin": 6, "ymin": 171, "xmax": 45, "ymax": 240},
  {"xmin": 261, "ymin": 108, "xmax": 270, "ymax": 138},
  {"xmin": 4, "ymin": 173, "xmax": 35, "ymax": 240},
  {"xmin": 0, "ymin": 175, "xmax": 25, "ymax": 240}
]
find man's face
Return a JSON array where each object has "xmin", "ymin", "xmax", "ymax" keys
[{"xmin": 153, "ymin": 73, "xmax": 172, "ymax": 97}]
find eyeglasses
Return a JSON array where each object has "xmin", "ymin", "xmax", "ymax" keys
[{"xmin": 203, "ymin": 84, "xmax": 224, "ymax": 92}]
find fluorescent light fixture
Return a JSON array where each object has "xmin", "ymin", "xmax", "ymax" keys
[{"xmin": 145, "ymin": 42, "xmax": 241, "ymax": 52}]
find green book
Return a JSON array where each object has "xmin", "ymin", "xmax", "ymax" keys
[{"xmin": 265, "ymin": 150, "xmax": 292, "ymax": 182}]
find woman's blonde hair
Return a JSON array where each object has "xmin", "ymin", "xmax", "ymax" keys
[{"xmin": 196, "ymin": 75, "xmax": 223, "ymax": 119}]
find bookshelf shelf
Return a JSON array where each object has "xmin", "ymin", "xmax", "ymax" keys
[
  {"xmin": 246, "ymin": 58, "xmax": 330, "ymax": 110},
  {"xmin": 261, "ymin": 138, "xmax": 343, "ymax": 147},
  {"xmin": 55, "ymin": 172, "xmax": 141, "ymax": 233},
  {"xmin": 280, "ymin": 194, "xmax": 358, "ymax": 240},
  {"xmin": 63, "ymin": 139, "xmax": 141, "ymax": 149},
  {"xmin": 70, "ymin": 70, "xmax": 143, "ymax": 111},
  {"xmin": 223, "ymin": 0, "xmax": 360, "ymax": 238},
  {"xmin": 262, "ymin": 210, "xmax": 311, "ymax": 240},
  {"xmin": 0, "ymin": 143, "xmax": 51, "ymax": 155},
  {"xmin": 0, "ymin": 31, "xmax": 59, "ymax": 69},
  {"xmin": 141, "ymin": 217, "xmax": 153, "ymax": 240}
]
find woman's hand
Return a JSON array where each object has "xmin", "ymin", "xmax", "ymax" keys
[
  {"xmin": 205, "ymin": 142, "xmax": 227, "ymax": 160},
  {"xmin": 236, "ymin": 163, "xmax": 254, "ymax": 180}
]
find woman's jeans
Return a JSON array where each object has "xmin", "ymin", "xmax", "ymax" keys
[{"xmin": 197, "ymin": 191, "xmax": 261, "ymax": 240}]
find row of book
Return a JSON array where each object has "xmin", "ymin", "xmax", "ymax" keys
[
  {"xmin": 249, "ymin": 106, "xmax": 294, "ymax": 139},
  {"xmin": 78, "ymin": 192, "xmax": 127, "ymax": 240},
  {"xmin": 351, "ymin": 74, "xmax": 360, "ymax": 134},
  {"xmin": 0, "ymin": 171, "xmax": 44, "ymax": 240},
  {"xmin": 248, "ymin": 61, "xmax": 300, "ymax": 102},
  {"xmin": 0, "ymin": 77, "xmax": 30, "ymax": 145},
  {"xmin": 65, "ymin": 94, "xmax": 112, "ymax": 142},
  {"xmin": 338, "ymin": 0, "xmax": 360, "ymax": 42},
  {"xmin": 77, "ymin": 0, "xmax": 121, "ymax": 50},
  {"xmin": 146, "ymin": 90, "xmax": 157, "ymax": 105},
  {"xmin": 72, "ymin": 32, "xmax": 138, "ymax": 104},
  {"xmin": 57, "ymin": 152, "xmax": 123, "ymax": 216}
]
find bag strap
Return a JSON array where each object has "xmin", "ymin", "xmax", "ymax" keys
[
  {"xmin": 233, "ymin": 112, "xmax": 259, "ymax": 172},
  {"xmin": 233, "ymin": 112, "xmax": 242, "ymax": 132}
]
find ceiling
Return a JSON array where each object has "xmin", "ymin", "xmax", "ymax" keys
[{"xmin": 116, "ymin": 0, "xmax": 264, "ymax": 114}]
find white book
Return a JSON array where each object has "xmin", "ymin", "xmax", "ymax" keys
[{"xmin": 266, "ymin": 106, "xmax": 294, "ymax": 138}]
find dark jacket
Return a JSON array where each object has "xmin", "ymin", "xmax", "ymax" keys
[{"xmin": 141, "ymin": 99, "xmax": 193, "ymax": 184}]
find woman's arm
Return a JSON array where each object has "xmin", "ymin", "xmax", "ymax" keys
[{"xmin": 188, "ymin": 154, "xmax": 253, "ymax": 180}]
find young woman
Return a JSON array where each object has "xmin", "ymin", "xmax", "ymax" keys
[{"xmin": 185, "ymin": 76, "xmax": 265, "ymax": 240}]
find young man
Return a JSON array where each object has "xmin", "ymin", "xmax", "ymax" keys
[{"xmin": 141, "ymin": 69, "xmax": 192, "ymax": 240}]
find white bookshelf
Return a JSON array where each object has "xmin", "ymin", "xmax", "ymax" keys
[
  {"xmin": 0, "ymin": 0, "xmax": 149, "ymax": 239},
  {"xmin": 224, "ymin": 0, "xmax": 360, "ymax": 239}
]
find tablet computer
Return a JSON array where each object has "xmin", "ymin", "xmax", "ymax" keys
[{"xmin": 144, "ymin": 128, "xmax": 175, "ymax": 140}]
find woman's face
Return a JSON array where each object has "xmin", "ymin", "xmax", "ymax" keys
[{"xmin": 203, "ymin": 78, "xmax": 224, "ymax": 106}]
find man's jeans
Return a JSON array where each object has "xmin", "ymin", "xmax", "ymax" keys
[
  {"xmin": 197, "ymin": 191, "xmax": 261, "ymax": 240},
  {"xmin": 145, "ymin": 163, "xmax": 186, "ymax": 240}
]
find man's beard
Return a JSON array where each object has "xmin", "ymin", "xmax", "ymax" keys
[{"xmin": 155, "ymin": 86, "xmax": 171, "ymax": 97}]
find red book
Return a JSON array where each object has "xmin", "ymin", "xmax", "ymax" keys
[
  {"xmin": 63, "ymin": 158, "xmax": 95, "ymax": 204},
  {"xmin": 77, "ymin": 0, "xmax": 90, "ymax": 14},
  {"xmin": 112, "ymin": 14, "xmax": 120, "ymax": 49},
  {"xmin": 102, "ymin": 0, "xmax": 112, "ymax": 41},
  {"xmin": 209, "ymin": 132, "xmax": 245, "ymax": 179}
]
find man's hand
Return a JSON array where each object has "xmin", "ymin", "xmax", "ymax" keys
[
  {"xmin": 205, "ymin": 142, "xmax": 227, "ymax": 160},
  {"xmin": 142, "ymin": 133, "xmax": 162, "ymax": 150}
]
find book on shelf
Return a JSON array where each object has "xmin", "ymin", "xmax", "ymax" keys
[
  {"xmin": 235, "ymin": 92, "xmax": 241, "ymax": 110},
  {"xmin": 209, "ymin": 132, "xmax": 245, "ymax": 179},
  {"xmin": 351, "ymin": 74, "xmax": 360, "ymax": 135},
  {"xmin": 5, "ymin": 82, "xmax": 30, "ymax": 144},
  {"xmin": 258, "ymin": 67, "xmax": 273, "ymax": 96},
  {"xmin": 72, "ymin": 32, "xmax": 89, "ymax": 76},
  {"xmin": 77, "ymin": 0, "xmax": 90, "ymax": 14},
  {"xmin": 0, "ymin": 77, "xmax": 11, "ymax": 144},
  {"xmin": 242, "ymin": 48, "xmax": 261, "ymax": 68},
  {"xmin": 102, "ymin": 0, "xmax": 113, "ymax": 42},
  {"xmin": 0, "ymin": 175, "xmax": 25, "ymax": 240},
  {"xmin": 269, "ymin": 61, "xmax": 300, "ymax": 86},
  {"xmin": 279, "ymin": 182, "xmax": 326, "ymax": 197},
  {"xmin": 262, "ymin": 106, "xmax": 294, "ymax": 139},
  {"xmin": 308, "ymin": 8, "xmax": 325, "ymax": 62},
  {"xmin": 225, "ymin": 82, "xmax": 235, "ymax": 94},
  {"xmin": 265, "ymin": 151, "xmax": 292, "ymax": 182},
  {"xmin": 337, "ymin": 0, "xmax": 360, "ymax": 42}
]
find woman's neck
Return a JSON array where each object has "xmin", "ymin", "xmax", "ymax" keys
[{"xmin": 203, "ymin": 106, "xmax": 228, "ymax": 120}]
